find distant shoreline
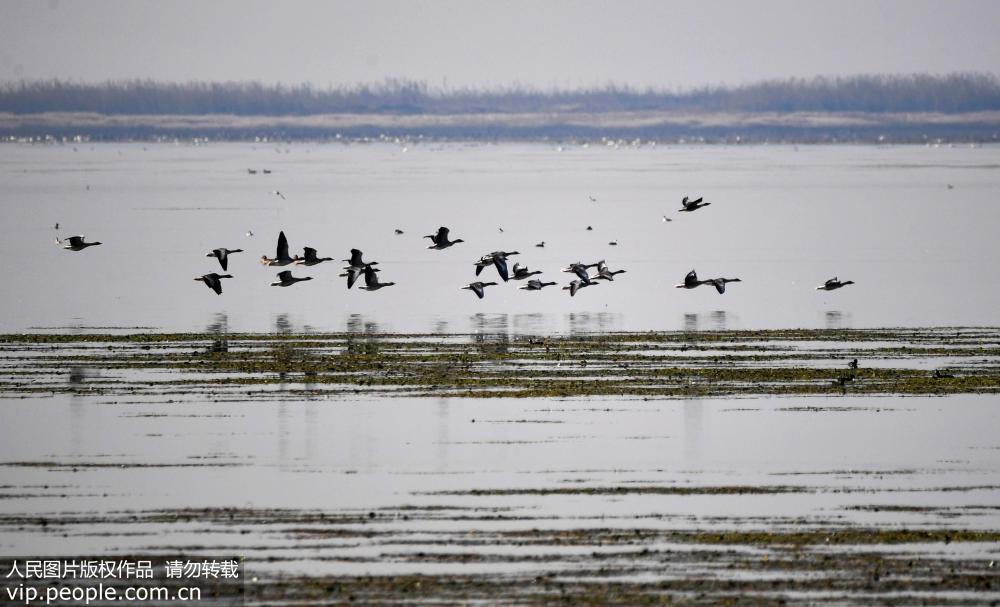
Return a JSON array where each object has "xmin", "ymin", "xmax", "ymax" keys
[{"xmin": 3, "ymin": 110, "xmax": 999, "ymax": 143}]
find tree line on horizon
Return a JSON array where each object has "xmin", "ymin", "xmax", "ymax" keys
[{"xmin": 1, "ymin": 73, "xmax": 998, "ymax": 116}]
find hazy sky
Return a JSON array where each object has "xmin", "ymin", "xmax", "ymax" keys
[{"xmin": 1, "ymin": 0, "xmax": 998, "ymax": 90}]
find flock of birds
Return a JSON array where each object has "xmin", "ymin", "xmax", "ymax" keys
[{"xmin": 56, "ymin": 193, "xmax": 855, "ymax": 299}]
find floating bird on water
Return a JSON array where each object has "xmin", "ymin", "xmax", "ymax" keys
[
  {"xmin": 679, "ymin": 195, "xmax": 710, "ymax": 212},
  {"xmin": 54, "ymin": 223, "xmax": 59, "ymax": 230},
  {"xmin": 206, "ymin": 247, "xmax": 243, "ymax": 271},
  {"xmin": 586, "ymin": 226, "xmax": 593, "ymax": 231},
  {"xmin": 662, "ymin": 215, "xmax": 672, "ymax": 222},
  {"xmin": 535, "ymin": 241, "xmax": 545, "ymax": 248},
  {"xmin": 589, "ymin": 195, "xmax": 597, "ymax": 202},
  {"xmin": 608, "ymin": 241, "xmax": 618, "ymax": 246},
  {"xmin": 194, "ymin": 272, "xmax": 232, "ymax": 295},
  {"xmin": 247, "ymin": 169, "xmax": 257, "ymax": 175},
  {"xmin": 511, "ymin": 262, "xmax": 542, "ymax": 280},
  {"xmin": 462, "ymin": 281, "xmax": 498, "ymax": 299},
  {"xmin": 295, "ymin": 247, "xmax": 333, "ymax": 266},
  {"xmin": 520, "ymin": 279, "xmax": 556, "ymax": 291},
  {"xmin": 270, "ymin": 270, "xmax": 312, "ymax": 287},
  {"xmin": 271, "ymin": 190, "xmax": 286, "ymax": 200},
  {"xmin": 595, "ymin": 260, "xmax": 626, "ymax": 281},
  {"xmin": 425, "ymin": 226, "xmax": 464, "ymax": 250},
  {"xmin": 498, "ymin": 226, "xmax": 504, "ymax": 233},
  {"xmin": 262, "ymin": 169, "xmax": 272, "ymax": 174},
  {"xmin": 60, "ymin": 235, "xmax": 102, "ymax": 251},
  {"xmin": 358, "ymin": 265, "xmax": 394, "ymax": 291},
  {"xmin": 848, "ymin": 359, "xmax": 859, "ymax": 370},
  {"xmin": 475, "ymin": 251, "xmax": 519, "ymax": 281},
  {"xmin": 816, "ymin": 277, "xmax": 854, "ymax": 291},
  {"xmin": 394, "ymin": 229, "xmax": 404, "ymax": 235},
  {"xmin": 246, "ymin": 230, "xmax": 254, "ymax": 238},
  {"xmin": 563, "ymin": 279, "xmax": 598, "ymax": 297},
  {"xmin": 260, "ymin": 231, "xmax": 295, "ymax": 266}
]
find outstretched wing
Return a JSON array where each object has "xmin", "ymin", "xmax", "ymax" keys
[
  {"xmin": 471, "ymin": 283, "xmax": 485, "ymax": 299},
  {"xmin": 712, "ymin": 279, "xmax": 726, "ymax": 294},
  {"xmin": 493, "ymin": 256, "xmax": 509, "ymax": 282},
  {"xmin": 276, "ymin": 231, "xmax": 289, "ymax": 261},
  {"xmin": 363, "ymin": 265, "xmax": 379, "ymax": 288},
  {"xmin": 684, "ymin": 269, "xmax": 699, "ymax": 288},
  {"xmin": 436, "ymin": 226, "xmax": 450, "ymax": 241},
  {"xmin": 276, "ymin": 270, "xmax": 292, "ymax": 282},
  {"xmin": 349, "ymin": 249, "xmax": 364, "ymax": 267},
  {"xmin": 303, "ymin": 247, "xmax": 317, "ymax": 262}
]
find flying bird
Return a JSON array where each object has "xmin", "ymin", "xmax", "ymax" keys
[
  {"xmin": 358, "ymin": 265, "xmax": 394, "ymax": 291},
  {"xmin": 817, "ymin": 277, "xmax": 855, "ymax": 291},
  {"xmin": 194, "ymin": 272, "xmax": 232, "ymax": 295},
  {"xmin": 60, "ymin": 235, "xmax": 102, "ymax": 251},
  {"xmin": 563, "ymin": 279, "xmax": 598, "ymax": 297},
  {"xmin": 260, "ymin": 231, "xmax": 295, "ymax": 266},
  {"xmin": 594, "ymin": 261, "xmax": 626, "ymax": 281},
  {"xmin": 520, "ymin": 280, "xmax": 556, "ymax": 291},
  {"xmin": 462, "ymin": 281, "xmax": 498, "ymax": 299},
  {"xmin": 270, "ymin": 270, "xmax": 312, "ymax": 287},
  {"xmin": 679, "ymin": 196, "xmax": 710, "ymax": 212},
  {"xmin": 511, "ymin": 262, "xmax": 542, "ymax": 280},
  {"xmin": 425, "ymin": 226, "xmax": 464, "ymax": 250},
  {"xmin": 295, "ymin": 247, "xmax": 333, "ymax": 266},
  {"xmin": 206, "ymin": 247, "xmax": 243, "ymax": 271}
]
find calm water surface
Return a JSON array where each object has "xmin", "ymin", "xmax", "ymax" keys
[{"xmin": 1, "ymin": 142, "xmax": 998, "ymax": 334}]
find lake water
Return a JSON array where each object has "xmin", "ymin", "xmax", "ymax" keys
[{"xmin": 1, "ymin": 141, "xmax": 999, "ymax": 334}]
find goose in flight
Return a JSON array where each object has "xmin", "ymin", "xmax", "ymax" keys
[
  {"xmin": 675, "ymin": 269, "xmax": 709, "ymax": 290},
  {"xmin": 679, "ymin": 196, "xmax": 710, "ymax": 212},
  {"xmin": 816, "ymin": 277, "xmax": 855, "ymax": 291},
  {"xmin": 520, "ymin": 279, "xmax": 556, "ymax": 291},
  {"xmin": 61, "ymin": 235, "xmax": 102, "ymax": 251},
  {"xmin": 339, "ymin": 265, "xmax": 378, "ymax": 289},
  {"xmin": 425, "ymin": 226, "xmax": 464, "ymax": 249},
  {"xmin": 194, "ymin": 273, "xmax": 232, "ymax": 295},
  {"xmin": 358, "ymin": 265, "xmax": 394, "ymax": 291},
  {"xmin": 511, "ymin": 262, "xmax": 542, "ymax": 280},
  {"xmin": 260, "ymin": 231, "xmax": 295, "ymax": 266},
  {"xmin": 708, "ymin": 277, "xmax": 741, "ymax": 294},
  {"xmin": 563, "ymin": 279, "xmax": 598, "ymax": 297},
  {"xmin": 594, "ymin": 260, "xmax": 626, "ymax": 281},
  {"xmin": 206, "ymin": 247, "xmax": 243, "ymax": 271},
  {"xmin": 270, "ymin": 270, "xmax": 312, "ymax": 287},
  {"xmin": 561, "ymin": 261, "xmax": 600, "ymax": 283},
  {"xmin": 474, "ymin": 251, "xmax": 519, "ymax": 281},
  {"xmin": 462, "ymin": 281, "xmax": 498, "ymax": 299},
  {"xmin": 343, "ymin": 248, "xmax": 377, "ymax": 270},
  {"xmin": 295, "ymin": 247, "xmax": 333, "ymax": 266}
]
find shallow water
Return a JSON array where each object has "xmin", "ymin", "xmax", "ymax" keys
[{"xmin": 1, "ymin": 142, "xmax": 999, "ymax": 334}]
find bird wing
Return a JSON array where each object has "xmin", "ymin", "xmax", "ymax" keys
[
  {"xmin": 569, "ymin": 281, "xmax": 579, "ymax": 296},
  {"xmin": 276, "ymin": 270, "xmax": 292, "ymax": 282},
  {"xmin": 493, "ymin": 256, "xmax": 509, "ymax": 281},
  {"xmin": 712, "ymin": 279, "xmax": 726, "ymax": 294},
  {"xmin": 207, "ymin": 275, "xmax": 223, "ymax": 295},
  {"xmin": 303, "ymin": 247, "xmax": 317, "ymax": 262},
  {"xmin": 68, "ymin": 236, "xmax": 84, "ymax": 247},
  {"xmin": 276, "ymin": 231, "xmax": 289, "ymax": 260},
  {"xmin": 350, "ymin": 249, "xmax": 364, "ymax": 267},
  {"xmin": 684, "ymin": 270, "xmax": 699, "ymax": 288},
  {"xmin": 572, "ymin": 265, "xmax": 589, "ymax": 281},
  {"xmin": 345, "ymin": 267, "xmax": 360, "ymax": 289},
  {"xmin": 437, "ymin": 226, "xmax": 450, "ymax": 241},
  {"xmin": 471, "ymin": 283, "xmax": 485, "ymax": 298},
  {"xmin": 363, "ymin": 266, "xmax": 379, "ymax": 288}
]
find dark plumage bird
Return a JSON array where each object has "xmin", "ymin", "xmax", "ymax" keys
[
  {"xmin": 708, "ymin": 277, "xmax": 741, "ymax": 294},
  {"xmin": 535, "ymin": 241, "xmax": 546, "ymax": 248},
  {"xmin": 679, "ymin": 195, "xmax": 711, "ymax": 212},
  {"xmin": 563, "ymin": 279, "xmax": 598, "ymax": 297},
  {"xmin": 260, "ymin": 231, "xmax": 295, "ymax": 266},
  {"xmin": 206, "ymin": 247, "xmax": 243, "ymax": 271},
  {"xmin": 194, "ymin": 272, "xmax": 232, "ymax": 295},
  {"xmin": 817, "ymin": 277, "xmax": 855, "ymax": 291},
  {"xmin": 594, "ymin": 260, "xmax": 626, "ymax": 281},
  {"xmin": 675, "ymin": 269, "xmax": 739, "ymax": 293},
  {"xmin": 462, "ymin": 281, "xmax": 497, "ymax": 299},
  {"xmin": 520, "ymin": 280, "xmax": 556, "ymax": 291},
  {"xmin": 561, "ymin": 261, "xmax": 600, "ymax": 282},
  {"xmin": 394, "ymin": 229, "xmax": 404, "ymax": 235},
  {"xmin": 343, "ymin": 248, "xmax": 377, "ymax": 270},
  {"xmin": 270, "ymin": 270, "xmax": 312, "ymax": 287},
  {"xmin": 425, "ymin": 226, "xmax": 464, "ymax": 250},
  {"xmin": 295, "ymin": 247, "xmax": 333, "ymax": 266},
  {"xmin": 358, "ymin": 265, "xmax": 394, "ymax": 291},
  {"xmin": 60, "ymin": 235, "xmax": 102, "ymax": 251},
  {"xmin": 474, "ymin": 251, "xmax": 519, "ymax": 281},
  {"xmin": 511, "ymin": 262, "xmax": 542, "ymax": 280},
  {"xmin": 339, "ymin": 265, "xmax": 378, "ymax": 289}
]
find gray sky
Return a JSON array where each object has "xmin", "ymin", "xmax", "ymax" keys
[{"xmin": 1, "ymin": 0, "xmax": 998, "ymax": 90}]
